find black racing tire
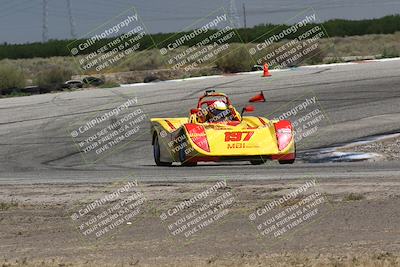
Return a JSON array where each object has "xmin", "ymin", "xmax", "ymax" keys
[
  {"xmin": 153, "ymin": 134, "xmax": 172, "ymax": 166},
  {"xmin": 179, "ymin": 133, "xmax": 197, "ymax": 167},
  {"xmin": 250, "ymin": 160, "xmax": 264, "ymax": 165},
  {"xmin": 278, "ymin": 159, "xmax": 295, "ymax": 164}
]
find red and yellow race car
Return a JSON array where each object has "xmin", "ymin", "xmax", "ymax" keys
[{"xmin": 150, "ymin": 90, "xmax": 295, "ymax": 166}]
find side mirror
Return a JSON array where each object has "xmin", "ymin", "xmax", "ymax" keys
[
  {"xmin": 190, "ymin": 108, "xmax": 199, "ymax": 115},
  {"xmin": 241, "ymin": 105, "xmax": 255, "ymax": 116}
]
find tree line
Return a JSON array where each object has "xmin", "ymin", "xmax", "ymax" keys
[{"xmin": 1, "ymin": 14, "xmax": 399, "ymax": 60}]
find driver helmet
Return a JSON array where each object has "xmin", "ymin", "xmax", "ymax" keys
[
  {"xmin": 212, "ymin": 100, "xmax": 228, "ymax": 111},
  {"xmin": 208, "ymin": 101, "xmax": 229, "ymax": 122}
]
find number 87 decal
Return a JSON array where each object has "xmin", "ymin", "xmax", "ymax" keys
[{"xmin": 224, "ymin": 131, "xmax": 254, "ymax": 142}]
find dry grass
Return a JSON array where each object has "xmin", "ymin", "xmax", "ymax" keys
[
  {"xmin": 0, "ymin": 64, "xmax": 25, "ymax": 91},
  {"xmin": 325, "ymin": 32, "xmax": 400, "ymax": 58},
  {"xmin": 0, "ymin": 200, "xmax": 18, "ymax": 210},
  {"xmin": 343, "ymin": 193, "xmax": 365, "ymax": 201},
  {"xmin": 34, "ymin": 65, "xmax": 73, "ymax": 88},
  {"xmin": 0, "ymin": 32, "xmax": 399, "ymax": 86}
]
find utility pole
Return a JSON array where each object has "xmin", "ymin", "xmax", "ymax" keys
[
  {"xmin": 42, "ymin": 0, "xmax": 48, "ymax": 42},
  {"xmin": 229, "ymin": 0, "xmax": 240, "ymax": 28},
  {"xmin": 66, "ymin": 0, "xmax": 77, "ymax": 38},
  {"xmin": 242, "ymin": 3, "xmax": 247, "ymax": 28}
]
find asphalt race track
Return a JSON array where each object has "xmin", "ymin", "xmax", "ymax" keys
[{"xmin": 1, "ymin": 59, "xmax": 400, "ymax": 184}]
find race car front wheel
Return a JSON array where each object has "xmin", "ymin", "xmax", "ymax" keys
[
  {"xmin": 153, "ymin": 134, "xmax": 172, "ymax": 166},
  {"xmin": 250, "ymin": 159, "xmax": 264, "ymax": 165}
]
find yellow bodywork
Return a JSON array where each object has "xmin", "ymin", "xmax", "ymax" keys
[{"xmin": 150, "ymin": 116, "xmax": 295, "ymax": 162}]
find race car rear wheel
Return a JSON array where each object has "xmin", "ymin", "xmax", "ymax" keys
[
  {"xmin": 278, "ymin": 159, "xmax": 295, "ymax": 164},
  {"xmin": 278, "ymin": 144, "xmax": 296, "ymax": 165},
  {"xmin": 179, "ymin": 133, "xmax": 197, "ymax": 167},
  {"xmin": 153, "ymin": 134, "xmax": 172, "ymax": 166}
]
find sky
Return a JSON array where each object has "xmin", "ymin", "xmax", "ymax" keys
[{"xmin": 0, "ymin": 0, "xmax": 400, "ymax": 44}]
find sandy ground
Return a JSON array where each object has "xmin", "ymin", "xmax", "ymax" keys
[
  {"xmin": 1, "ymin": 176, "xmax": 400, "ymax": 267},
  {"xmin": 1, "ymin": 53, "xmax": 400, "ymax": 267}
]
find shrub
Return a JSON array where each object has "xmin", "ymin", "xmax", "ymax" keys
[
  {"xmin": 0, "ymin": 201, "xmax": 18, "ymax": 210},
  {"xmin": 343, "ymin": 193, "xmax": 365, "ymax": 201},
  {"xmin": 216, "ymin": 45, "xmax": 254, "ymax": 73},
  {"xmin": 382, "ymin": 46, "xmax": 400, "ymax": 58},
  {"xmin": 121, "ymin": 49, "xmax": 164, "ymax": 71},
  {"xmin": 0, "ymin": 64, "xmax": 25, "ymax": 92},
  {"xmin": 34, "ymin": 66, "xmax": 72, "ymax": 89},
  {"xmin": 302, "ymin": 46, "xmax": 327, "ymax": 66}
]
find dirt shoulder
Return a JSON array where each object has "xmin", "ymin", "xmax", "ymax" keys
[{"xmin": 1, "ymin": 177, "xmax": 400, "ymax": 266}]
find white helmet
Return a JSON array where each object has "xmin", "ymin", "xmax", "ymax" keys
[{"xmin": 212, "ymin": 101, "xmax": 228, "ymax": 111}]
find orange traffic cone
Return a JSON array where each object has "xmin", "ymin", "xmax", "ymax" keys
[
  {"xmin": 249, "ymin": 91, "xmax": 266, "ymax": 102},
  {"xmin": 263, "ymin": 63, "xmax": 271, "ymax": 77}
]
